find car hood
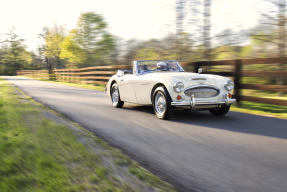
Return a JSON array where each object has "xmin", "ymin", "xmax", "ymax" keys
[{"xmin": 142, "ymin": 72, "xmax": 229, "ymax": 88}]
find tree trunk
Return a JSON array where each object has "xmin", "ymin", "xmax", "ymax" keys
[
  {"xmin": 176, "ymin": 0, "xmax": 185, "ymax": 61},
  {"xmin": 203, "ymin": 0, "xmax": 211, "ymax": 73},
  {"xmin": 278, "ymin": 0, "xmax": 286, "ymax": 96}
]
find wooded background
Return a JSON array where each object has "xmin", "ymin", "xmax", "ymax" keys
[{"xmin": 2, "ymin": 1, "xmax": 287, "ymax": 101}]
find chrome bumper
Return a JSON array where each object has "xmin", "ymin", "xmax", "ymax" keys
[{"xmin": 171, "ymin": 98, "xmax": 236, "ymax": 108}]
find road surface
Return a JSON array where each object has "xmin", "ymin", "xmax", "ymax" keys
[{"xmin": 6, "ymin": 76, "xmax": 287, "ymax": 192}]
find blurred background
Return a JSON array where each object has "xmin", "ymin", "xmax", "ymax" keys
[{"xmin": 0, "ymin": 0, "xmax": 287, "ymax": 115}]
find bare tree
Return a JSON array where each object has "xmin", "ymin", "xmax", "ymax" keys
[
  {"xmin": 278, "ymin": 0, "xmax": 286, "ymax": 58},
  {"xmin": 176, "ymin": 0, "xmax": 187, "ymax": 61},
  {"xmin": 176, "ymin": 0, "xmax": 212, "ymax": 61},
  {"xmin": 277, "ymin": 0, "xmax": 286, "ymax": 93},
  {"xmin": 249, "ymin": 0, "xmax": 286, "ymax": 94},
  {"xmin": 266, "ymin": 0, "xmax": 286, "ymax": 89},
  {"xmin": 203, "ymin": 0, "xmax": 211, "ymax": 60},
  {"xmin": 253, "ymin": 1, "xmax": 286, "ymax": 57}
]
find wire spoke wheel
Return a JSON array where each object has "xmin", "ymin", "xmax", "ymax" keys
[
  {"xmin": 154, "ymin": 91, "xmax": 167, "ymax": 116},
  {"xmin": 111, "ymin": 87, "xmax": 119, "ymax": 104},
  {"xmin": 153, "ymin": 86, "xmax": 173, "ymax": 119},
  {"xmin": 110, "ymin": 83, "xmax": 124, "ymax": 108}
]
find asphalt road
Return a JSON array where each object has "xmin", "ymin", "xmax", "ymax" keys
[{"xmin": 6, "ymin": 76, "xmax": 287, "ymax": 192}]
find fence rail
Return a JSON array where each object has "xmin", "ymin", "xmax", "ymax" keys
[
  {"xmin": 17, "ymin": 57, "xmax": 287, "ymax": 106},
  {"xmin": 17, "ymin": 65, "xmax": 131, "ymax": 85},
  {"xmin": 183, "ymin": 56, "xmax": 287, "ymax": 106}
]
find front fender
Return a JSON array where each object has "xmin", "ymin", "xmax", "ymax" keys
[
  {"xmin": 106, "ymin": 75, "xmax": 119, "ymax": 97},
  {"xmin": 150, "ymin": 80, "xmax": 177, "ymax": 103}
]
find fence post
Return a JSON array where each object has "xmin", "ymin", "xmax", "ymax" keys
[
  {"xmin": 194, "ymin": 62, "xmax": 200, "ymax": 73},
  {"xmin": 234, "ymin": 59, "xmax": 242, "ymax": 105},
  {"xmin": 77, "ymin": 69, "xmax": 81, "ymax": 84}
]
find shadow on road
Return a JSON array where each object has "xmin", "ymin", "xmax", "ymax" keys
[{"xmin": 124, "ymin": 105, "xmax": 287, "ymax": 140}]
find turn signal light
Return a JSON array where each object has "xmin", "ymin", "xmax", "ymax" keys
[{"xmin": 176, "ymin": 95, "xmax": 182, "ymax": 100}]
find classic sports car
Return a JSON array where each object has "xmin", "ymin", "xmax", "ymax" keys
[{"xmin": 107, "ymin": 60, "xmax": 236, "ymax": 119}]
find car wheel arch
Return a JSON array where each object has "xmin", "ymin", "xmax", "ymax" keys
[
  {"xmin": 110, "ymin": 80, "xmax": 117, "ymax": 93},
  {"xmin": 150, "ymin": 83, "xmax": 172, "ymax": 104}
]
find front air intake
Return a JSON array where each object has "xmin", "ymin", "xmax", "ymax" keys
[{"xmin": 184, "ymin": 86, "xmax": 219, "ymax": 98}]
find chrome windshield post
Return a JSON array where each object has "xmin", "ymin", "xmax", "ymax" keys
[{"xmin": 133, "ymin": 61, "xmax": 139, "ymax": 75}]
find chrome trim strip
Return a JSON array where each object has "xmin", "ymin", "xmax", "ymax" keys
[
  {"xmin": 171, "ymin": 98, "xmax": 236, "ymax": 107},
  {"xmin": 191, "ymin": 77, "xmax": 207, "ymax": 81}
]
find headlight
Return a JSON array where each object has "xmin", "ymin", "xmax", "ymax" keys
[
  {"xmin": 173, "ymin": 82, "xmax": 184, "ymax": 93},
  {"xmin": 224, "ymin": 80, "xmax": 234, "ymax": 91}
]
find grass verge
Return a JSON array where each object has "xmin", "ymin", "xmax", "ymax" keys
[
  {"xmin": 47, "ymin": 80, "xmax": 106, "ymax": 91},
  {"xmin": 17, "ymin": 76, "xmax": 106, "ymax": 91},
  {"xmin": 0, "ymin": 78, "xmax": 175, "ymax": 192},
  {"xmin": 231, "ymin": 101, "xmax": 287, "ymax": 119},
  {"xmin": 230, "ymin": 89, "xmax": 287, "ymax": 119},
  {"xmin": 242, "ymin": 89, "xmax": 287, "ymax": 101}
]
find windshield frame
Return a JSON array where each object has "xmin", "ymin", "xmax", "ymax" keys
[{"xmin": 134, "ymin": 60, "xmax": 184, "ymax": 75}]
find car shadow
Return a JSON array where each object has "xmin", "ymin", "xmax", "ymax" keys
[{"xmin": 123, "ymin": 105, "xmax": 287, "ymax": 140}]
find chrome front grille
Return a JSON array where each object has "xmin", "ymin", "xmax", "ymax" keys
[{"xmin": 184, "ymin": 86, "xmax": 219, "ymax": 98}]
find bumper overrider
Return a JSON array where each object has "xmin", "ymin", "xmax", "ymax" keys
[{"xmin": 171, "ymin": 94, "xmax": 236, "ymax": 108}]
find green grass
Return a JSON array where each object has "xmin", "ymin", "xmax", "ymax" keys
[
  {"xmin": 0, "ymin": 79, "xmax": 175, "ymax": 192},
  {"xmin": 0, "ymin": 80, "xmax": 114, "ymax": 191},
  {"xmin": 231, "ymin": 101, "xmax": 287, "ymax": 119},
  {"xmin": 230, "ymin": 89, "xmax": 287, "ymax": 119},
  {"xmin": 17, "ymin": 76, "xmax": 106, "ymax": 91},
  {"xmin": 48, "ymin": 80, "xmax": 106, "ymax": 91},
  {"xmin": 242, "ymin": 89, "xmax": 287, "ymax": 100}
]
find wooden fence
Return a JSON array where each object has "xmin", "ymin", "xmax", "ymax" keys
[
  {"xmin": 17, "ymin": 57, "xmax": 287, "ymax": 106},
  {"xmin": 54, "ymin": 65, "xmax": 131, "ymax": 85},
  {"xmin": 183, "ymin": 57, "xmax": 287, "ymax": 106},
  {"xmin": 17, "ymin": 65, "xmax": 131, "ymax": 85},
  {"xmin": 17, "ymin": 70, "xmax": 49, "ymax": 80}
]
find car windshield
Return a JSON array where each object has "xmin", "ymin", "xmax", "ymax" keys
[{"xmin": 137, "ymin": 60, "xmax": 184, "ymax": 74}]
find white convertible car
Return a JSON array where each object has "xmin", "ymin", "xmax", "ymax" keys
[{"xmin": 107, "ymin": 60, "xmax": 236, "ymax": 119}]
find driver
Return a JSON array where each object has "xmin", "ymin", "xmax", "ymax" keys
[{"xmin": 157, "ymin": 61, "xmax": 168, "ymax": 71}]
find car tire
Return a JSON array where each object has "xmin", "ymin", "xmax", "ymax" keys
[
  {"xmin": 209, "ymin": 104, "xmax": 230, "ymax": 116},
  {"xmin": 110, "ymin": 83, "xmax": 124, "ymax": 108},
  {"xmin": 152, "ymin": 86, "xmax": 173, "ymax": 119}
]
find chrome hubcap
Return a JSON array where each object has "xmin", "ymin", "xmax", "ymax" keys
[
  {"xmin": 155, "ymin": 92, "xmax": 166, "ymax": 115},
  {"xmin": 111, "ymin": 87, "xmax": 119, "ymax": 104}
]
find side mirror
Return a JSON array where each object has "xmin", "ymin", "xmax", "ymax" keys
[
  {"xmin": 117, "ymin": 70, "xmax": 124, "ymax": 77},
  {"xmin": 198, "ymin": 68, "xmax": 203, "ymax": 74}
]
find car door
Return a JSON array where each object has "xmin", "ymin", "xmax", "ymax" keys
[
  {"xmin": 133, "ymin": 75, "xmax": 155, "ymax": 105},
  {"xmin": 118, "ymin": 74, "xmax": 137, "ymax": 103}
]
